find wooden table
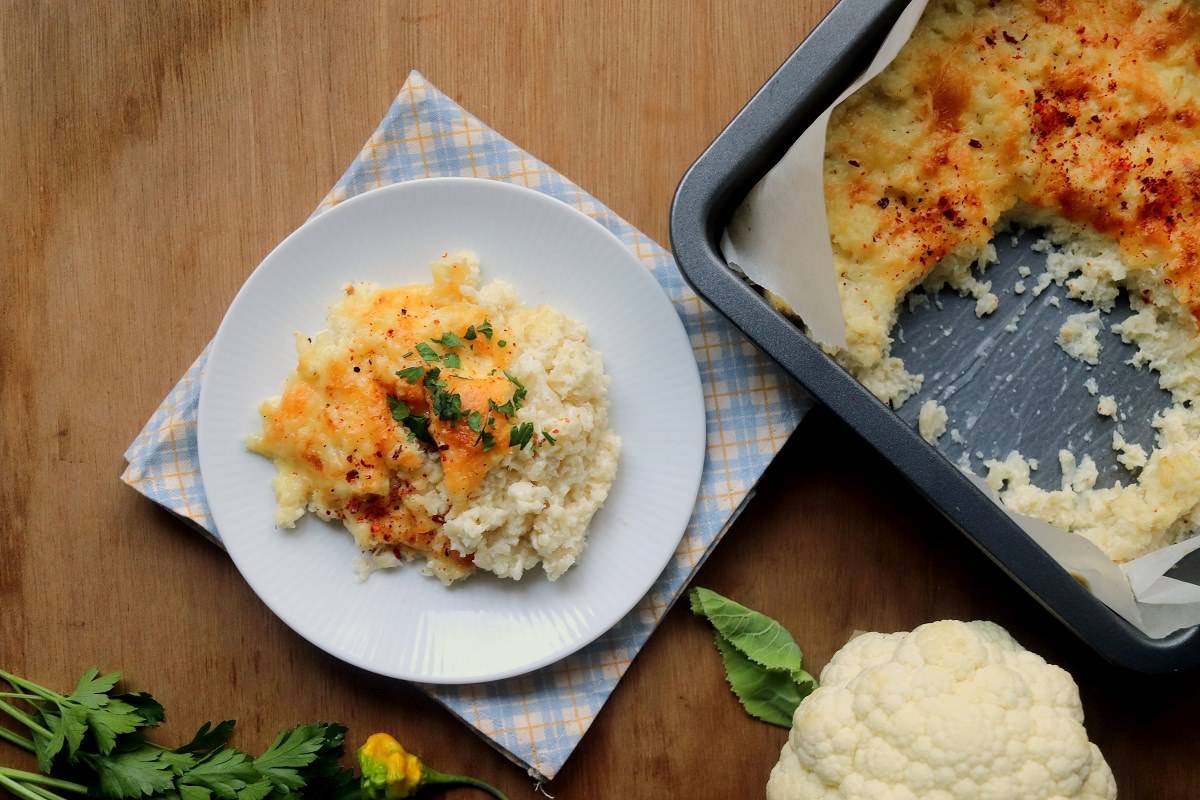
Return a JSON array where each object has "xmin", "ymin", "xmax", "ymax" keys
[{"xmin": 5, "ymin": 2, "xmax": 1199, "ymax": 796}]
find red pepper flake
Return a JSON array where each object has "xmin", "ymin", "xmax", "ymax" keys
[
  {"xmin": 848, "ymin": 159, "xmax": 861, "ymax": 167},
  {"xmin": 984, "ymin": 34, "xmax": 996, "ymax": 46},
  {"xmin": 345, "ymin": 469, "xmax": 359, "ymax": 482},
  {"xmin": 877, "ymin": 197, "xmax": 890, "ymax": 209},
  {"xmin": 431, "ymin": 514, "xmax": 446, "ymax": 525},
  {"xmin": 1002, "ymin": 30, "xmax": 1019, "ymax": 44},
  {"xmin": 968, "ymin": 139, "xmax": 983, "ymax": 149}
]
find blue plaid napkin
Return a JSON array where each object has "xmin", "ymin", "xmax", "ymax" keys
[{"xmin": 122, "ymin": 71, "xmax": 810, "ymax": 780}]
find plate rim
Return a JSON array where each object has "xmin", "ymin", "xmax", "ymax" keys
[{"xmin": 197, "ymin": 176, "xmax": 706, "ymax": 683}]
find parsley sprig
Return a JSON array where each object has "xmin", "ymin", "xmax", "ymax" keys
[{"xmin": 0, "ymin": 668, "xmax": 357, "ymax": 800}]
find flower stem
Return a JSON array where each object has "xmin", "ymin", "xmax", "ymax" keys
[
  {"xmin": 0, "ymin": 693, "xmax": 41, "ymax": 702},
  {"xmin": 423, "ymin": 768, "xmax": 510, "ymax": 800},
  {"xmin": 0, "ymin": 700, "xmax": 50, "ymax": 738},
  {"xmin": 0, "ymin": 768, "xmax": 87, "ymax": 794},
  {"xmin": 0, "ymin": 723, "xmax": 36, "ymax": 752}
]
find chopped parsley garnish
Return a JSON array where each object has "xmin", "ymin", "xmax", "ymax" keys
[
  {"xmin": 387, "ymin": 396, "xmax": 410, "ymax": 422},
  {"xmin": 391, "ymin": 395, "xmax": 433, "ymax": 444},
  {"xmin": 415, "ymin": 342, "xmax": 441, "ymax": 363},
  {"xmin": 403, "ymin": 414, "xmax": 434, "ymax": 445},
  {"xmin": 396, "ymin": 366, "xmax": 424, "ymax": 384},
  {"xmin": 433, "ymin": 331, "xmax": 464, "ymax": 349},
  {"xmin": 402, "ymin": 350, "xmax": 414, "ymax": 358},
  {"xmin": 473, "ymin": 415, "xmax": 495, "ymax": 449},
  {"xmin": 443, "ymin": 352, "xmax": 461, "ymax": 369},
  {"xmin": 464, "ymin": 325, "xmax": 477, "ymax": 340},
  {"xmin": 503, "ymin": 371, "xmax": 527, "ymax": 410},
  {"xmin": 509, "ymin": 421, "xmax": 535, "ymax": 450},
  {"xmin": 542, "ymin": 430, "xmax": 557, "ymax": 445},
  {"xmin": 497, "ymin": 339, "xmax": 507, "ymax": 348},
  {"xmin": 432, "ymin": 389, "xmax": 462, "ymax": 422},
  {"xmin": 478, "ymin": 320, "xmax": 493, "ymax": 340},
  {"xmin": 422, "ymin": 367, "xmax": 463, "ymax": 423}
]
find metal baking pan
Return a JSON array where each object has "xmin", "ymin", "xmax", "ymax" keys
[{"xmin": 669, "ymin": 0, "xmax": 1200, "ymax": 672}]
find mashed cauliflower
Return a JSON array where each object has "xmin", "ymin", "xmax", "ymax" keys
[{"xmin": 247, "ymin": 252, "xmax": 620, "ymax": 584}]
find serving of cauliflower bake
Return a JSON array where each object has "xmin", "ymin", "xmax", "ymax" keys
[
  {"xmin": 783, "ymin": 0, "xmax": 1200, "ymax": 562},
  {"xmin": 247, "ymin": 252, "xmax": 620, "ymax": 584}
]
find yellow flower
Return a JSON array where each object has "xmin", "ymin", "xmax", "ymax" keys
[
  {"xmin": 357, "ymin": 733, "xmax": 509, "ymax": 800},
  {"xmin": 359, "ymin": 733, "xmax": 424, "ymax": 798}
]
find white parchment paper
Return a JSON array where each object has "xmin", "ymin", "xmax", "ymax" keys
[{"xmin": 723, "ymin": 0, "xmax": 1200, "ymax": 638}]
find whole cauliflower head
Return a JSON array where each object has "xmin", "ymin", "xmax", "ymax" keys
[{"xmin": 766, "ymin": 620, "xmax": 1115, "ymax": 800}]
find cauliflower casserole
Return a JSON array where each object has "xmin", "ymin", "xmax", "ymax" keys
[
  {"xmin": 789, "ymin": 0, "xmax": 1200, "ymax": 561},
  {"xmin": 247, "ymin": 253, "xmax": 620, "ymax": 584}
]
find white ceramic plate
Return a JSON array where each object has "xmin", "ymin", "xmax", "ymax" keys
[{"xmin": 198, "ymin": 178, "xmax": 705, "ymax": 684}]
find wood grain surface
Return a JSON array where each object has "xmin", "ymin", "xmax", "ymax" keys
[{"xmin": 3, "ymin": 2, "xmax": 1198, "ymax": 797}]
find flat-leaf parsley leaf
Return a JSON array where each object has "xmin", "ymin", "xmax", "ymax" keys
[
  {"xmin": 396, "ymin": 366, "xmax": 424, "ymax": 384},
  {"xmin": 388, "ymin": 396, "xmax": 410, "ymax": 422},
  {"xmin": 403, "ymin": 414, "xmax": 433, "ymax": 445},
  {"xmin": 415, "ymin": 342, "xmax": 440, "ymax": 363}
]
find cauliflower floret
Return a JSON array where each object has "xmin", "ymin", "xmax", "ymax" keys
[{"xmin": 767, "ymin": 621, "xmax": 1115, "ymax": 800}]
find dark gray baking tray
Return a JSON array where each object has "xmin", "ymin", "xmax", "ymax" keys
[{"xmin": 669, "ymin": 0, "xmax": 1200, "ymax": 672}]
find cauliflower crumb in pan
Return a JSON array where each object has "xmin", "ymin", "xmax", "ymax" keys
[
  {"xmin": 917, "ymin": 399, "xmax": 948, "ymax": 443},
  {"xmin": 1057, "ymin": 311, "xmax": 1103, "ymax": 365}
]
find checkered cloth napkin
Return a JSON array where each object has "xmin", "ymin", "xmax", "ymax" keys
[{"xmin": 122, "ymin": 70, "xmax": 810, "ymax": 780}]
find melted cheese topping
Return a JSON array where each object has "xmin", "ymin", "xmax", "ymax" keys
[
  {"xmin": 248, "ymin": 255, "xmax": 522, "ymax": 577},
  {"xmin": 825, "ymin": 0, "xmax": 1200, "ymax": 375}
]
